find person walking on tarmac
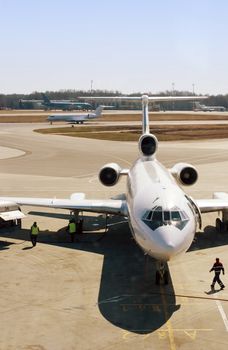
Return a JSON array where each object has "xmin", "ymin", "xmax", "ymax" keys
[
  {"xmin": 210, "ymin": 258, "xmax": 225, "ymax": 290},
  {"xmin": 30, "ymin": 221, "xmax": 39, "ymax": 247},
  {"xmin": 67, "ymin": 219, "xmax": 77, "ymax": 243}
]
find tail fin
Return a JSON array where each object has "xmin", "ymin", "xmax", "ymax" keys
[
  {"xmin": 78, "ymin": 95, "xmax": 208, "ymax": 134},
  {"xmin": 142, "ymin": 95, "xmax": 150, "ymax": 134},
  {"xmin": 42, "ymin": 93, "xmax": 50, "ymax": 104},
  {"xmin": 94, "ymin": 105, "xmax": 104, "ymax": 116}
]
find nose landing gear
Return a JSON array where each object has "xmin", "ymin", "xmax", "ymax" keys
[{"xmin": 156, "ymin": 261, "xmax": 169, "ymax": 285}]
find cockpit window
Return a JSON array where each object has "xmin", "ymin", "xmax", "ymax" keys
[
  {"xmin": 171, "ymin": 211, "xmax": 181, "ymax": 221},
  {"xmin": 164, "ymin": 211, "xmax": 170, "ymax": 221},
  {"xmin": 152, "ymin": 210, "xmax": 162, "ymax": 222},
  {"xmin": 142, "ymin": 206, "xmax": 189, "ymax": 231}
]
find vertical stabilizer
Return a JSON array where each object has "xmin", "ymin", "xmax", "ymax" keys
[
  {"xmin": 94, "ymin": 105, "xmax": 104, "ymax": 117},
  {"xmin": 42, "ymin": 93, "xmax": 50, "ymax": 104},
  {"xmin": 142, "ymin": 95, "xmax": 150, "ymax": 134}
]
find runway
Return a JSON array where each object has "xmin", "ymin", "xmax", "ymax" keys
[{"xmin": 1, "ymin": 123, "xmax": 228, "ymax": 349}]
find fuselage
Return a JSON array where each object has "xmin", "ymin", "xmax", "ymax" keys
[
  {"xmin": 126, "ymin": 157, "xmax": 196, "ymax": 262},
  {"xmin": 44, "ymin": 101, "xmax": 92, "ymax": 111},
  {"xmin": 47, "ymin": 113, "xmax": 97, "ymax": 123}
]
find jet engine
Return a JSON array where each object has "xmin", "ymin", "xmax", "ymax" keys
[
  {"xmin": 138, "ymin": 134, "xmax": 158, "ymax": 157},
  {"xmin": 170, "ymin": 162, "xmax": 198, "ymax": 186},
  {"xmin": 99, "ymin": 163, "xmax": 122, "ymax": 186}
]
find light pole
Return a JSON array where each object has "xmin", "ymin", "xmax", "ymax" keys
[
  {"xmin": 192, "ymin": 83, "xmax": 195, "ymax": 95},
  {"xmin": 90, "ymin": 80, "xmax": 93, "ymax": 93},
  {"xmin": 192, "ymin": 83, "xmax": 195, "ymax": 111},
  {"xmin": 172, "ymin": 82, "xmax": 175, "ymax": 110}
]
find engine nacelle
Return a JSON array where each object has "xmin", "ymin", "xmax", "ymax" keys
[
  {"xmin": 99, "ymin": 163, "xmax": 122, "ymax": 186},
  {"xmin": 170, "ymin": 162, "xmax": 198, "ymax": 186},
  {"xmin": 138, "ymin": 134, "xmax": 158, "ymax": 157}
]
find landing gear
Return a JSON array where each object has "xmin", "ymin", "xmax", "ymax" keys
[
  {"xmin": 215, "ymin": 209, "xmax": 228, "ymax": 233},
  {"xmin": 215, "ymin": 218, "xmax": 227, "ymax": 232},
  {"xmin": 155, "ymin": 262, "xmax": 169, "ymax": 285}
]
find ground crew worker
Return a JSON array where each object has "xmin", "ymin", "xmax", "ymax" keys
[
  {"xmin": 30, "ymin": 221, "xmax": 39, "ymax": 247},
  {"xmin": 67, "ymin": 219, "xmax": 77, "ymax": 243},
  {"xmin": 210, "ymin": 258, "xmax": 225, "ymax": 290}
]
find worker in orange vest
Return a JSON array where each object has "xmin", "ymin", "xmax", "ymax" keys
[{"xmin": 210, "ymin": 258, "xmax": 225, "ymax": 290}]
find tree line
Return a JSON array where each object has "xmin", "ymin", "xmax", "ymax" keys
[{"xmin": 0, "ymin": 89, "xmax": 227, "ymax": 110}]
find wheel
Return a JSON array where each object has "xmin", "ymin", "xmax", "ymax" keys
[
  {"xmin": 216, "ymin": 218, "xmax": 226, "ymax": 232},
  {"xmin": 156, "ymin": 271, "xmax": 160, "ymax": 285},
  {"xmin": 216, "ymin": 218, "xmax": 223, "ymax": 232}
]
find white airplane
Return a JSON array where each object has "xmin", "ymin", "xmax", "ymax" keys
[
  {"xmin": 2, "ymin": 94, "xmax": 228, "ymax": 284},
  {"xmin": 47, "ymin": 105, "xmax": 107, "ymax": 125},
  {"xmin": 194, "ymin": 102, "xmax": 226, "ymax": 112}
]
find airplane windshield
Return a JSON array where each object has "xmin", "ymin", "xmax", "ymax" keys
[{"xmin": 142, "ymin": 205, "xmax": 189, "ymax": 231}]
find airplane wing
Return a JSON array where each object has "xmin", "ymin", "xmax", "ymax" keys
[
  {"xmin": 196, "ymin": 193, "xmax": 228, "ymax": 213},
  {"xmin": 196, "ymin": 199, "xmax": 228, "ymax": 213},
  {"xmin": 0, "ymin": 196, "xmax": 128, "ymax": 217},
  {"xmin": 79, "ymin": 96, "xmax": 208, "ymax": 102}
]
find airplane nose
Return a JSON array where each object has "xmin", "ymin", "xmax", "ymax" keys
[
  {"xmin": 164, "ymin": 242, "xmax": 175, "ymax": 252},
  {"xmin": 156, "ymin": 226, "xmax": 186, "ymax": 259}
]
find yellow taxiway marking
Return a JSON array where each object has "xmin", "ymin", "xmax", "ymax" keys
[
  {"xmin": 160, "ymin": 284, "xmax": 176, "ymax": 350},
  {"xmin": 122, "ymin": 328, "xmax": 212, "ymax": 341},
  {"xmin": 157, "ymin": 328, "xmax": 212, "ymax": 341}
]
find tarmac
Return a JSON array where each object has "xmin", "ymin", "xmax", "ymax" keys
[{"xmin": 1, "ymin": 121, "xmax": 228, "ymax": 350}]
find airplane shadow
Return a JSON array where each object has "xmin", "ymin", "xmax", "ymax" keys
[
  {"xmin": 189, "ymin": 224, "xmax": 228, "ymax": 252},
  {"xmin": 1, "ymin": 216, "xmax": 228, "ymax": 333},
  {"xmin": 0, "ymin": 215, "xmax": 179, "ymax": 334},
  {"xmin": 94, "ymin": 223, "xmax": 180, "ymax": 334},
  {"xmin": 0, "ymin": 240, "xmax": 13, "ymax": 250}
]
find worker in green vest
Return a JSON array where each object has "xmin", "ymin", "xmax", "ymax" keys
[
  {"xmin": 67, "ymin": 219, "xmax": 77, "ymax": 242},
  {"xmin": 30, "ymin": 221, "xmax": 39, "ymax": 247}
]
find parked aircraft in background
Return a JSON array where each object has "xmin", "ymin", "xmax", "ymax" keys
[
  {"xmin": 19, "ymin": 95, "xmax": 92, "ymax": 111},
  {"xmin": 19, "ymin": 99, "xmax": 43, "ymax": 109},
  {"xmin": 194, "ymin": 102, "xmax": 226, "ymax": 112},
  {"xmin": 42, "ymin": 94, "xmax": 92, "ymax": 111},
  {"xmin": 2, "ymin": 94, "xmax": 228, "ymax": 284},
  {"xmin": 47, "ymin": 105, "xmax": 108, "ymax": 125}
]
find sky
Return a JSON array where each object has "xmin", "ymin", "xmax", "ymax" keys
[{"xmin": 1, "ymin": 0, "xmax": 228, "ymax": 95}]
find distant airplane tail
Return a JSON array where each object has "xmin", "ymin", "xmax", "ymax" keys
[
  {"xmin": 194, "ymin": 102, "xmax": 201, "ymax": 108},
  {"xmin": 94, "ymin": 105, "xmax": 104, "ymax": 116},
  {"xmin": 85, "ymin": 106, "xmax": 104, "ymax": 120},
  {"xmin": 42, "ymin": 93, "xmax": 50, "ymax": 104}
]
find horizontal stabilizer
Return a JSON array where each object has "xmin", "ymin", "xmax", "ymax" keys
[{"xmin": 79, "ymin": 96, "xmax": 208, "ymax": 102}]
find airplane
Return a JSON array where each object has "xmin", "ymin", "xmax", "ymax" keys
[
  {"xmin": 19, "ymin": 99, "xmax": 44, "ymax": 109},
  {"xmin": 194, "ymin": 102, "xmax": 226, "ymax": 112},
  {"xmin": 2, "ymin": 94, "xmax": 228, "ymax": 284},
  {"xmin": 47, "ymin": 105, "xmax": 107, "ymax": 125},
  {"xmin": 41, "ymin": 94, "xmax": 92, "ymax": 111}
]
